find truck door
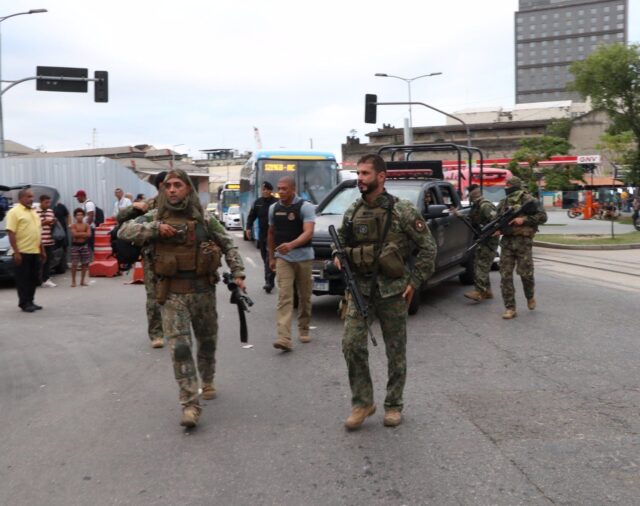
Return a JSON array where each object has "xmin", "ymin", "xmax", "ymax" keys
[
  {"xmin": 434, "ymin": 183, "xmax": 469, "ymax": 267},
  {"xmin": 422, "ymin": 186, "xmax": 449, "ymax": 270}
]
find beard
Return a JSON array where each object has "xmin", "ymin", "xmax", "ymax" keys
[{"xmin": 358, "ymin": 179, "xmax": 379, "ymax": 195}]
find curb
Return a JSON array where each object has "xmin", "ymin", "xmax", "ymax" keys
[{"xmin": 533, "ymin": 240, "xmax": 640, "ymax": 251}]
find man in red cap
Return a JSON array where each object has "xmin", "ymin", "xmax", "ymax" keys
[{"xmin": 74, "ymin": 190, "xmax": 96, "ymax": 251}]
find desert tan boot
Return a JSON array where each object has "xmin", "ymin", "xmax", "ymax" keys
[
  {"xmin": 202, "ymin": 382, "xmax": 217, "ymax": 400},
  {"xmin": 483, "ymin": 289, "xmax": 494, "ymax": 299},
  {"xmin": 344, "ymin": 405, "xmax": 376, "ymax": 430},
  {"xmin": 527, "ymin": 298, "xmax": 536, "ymax": 310},
  {"xmin": 502, "ymin": 308, "xmax": 518, "ymax": 319},
  {"xmin": 299, "ymin": 334, "xmax": 311, "ymax": 343},
  {"xmin": 383, "ymin": 409, "xmax": 403, "ymax": 427},
  {"xmin": 151, "ymin": 337, "xmax": 164, "ymax": 349},
  {"xmin": 180, "ymin": 405, "xmax": 201, "ymax": 428},
  {"xmin": 273, "ymin": 337, "xmax": 293, "ymax": 352},
  {"xmin": 464, "ymin": 290, "xmax": 483, "ymax": 301}
]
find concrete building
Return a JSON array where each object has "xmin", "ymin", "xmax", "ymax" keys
[
  {"xmin": 342, "ymin": 104, "xmax": 613, "ymax": 174},
  {"xmin": 196, "ymin": 149, "xmax": 251, "ymax": 195},
  {"xmin": 515, "ymin": 0, "xmax": 628, "ymax": 103}
]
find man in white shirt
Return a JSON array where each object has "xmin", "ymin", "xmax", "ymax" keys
[{"xmin": 112, "ymin": 188, "xmax": 132, "ymax": 217}]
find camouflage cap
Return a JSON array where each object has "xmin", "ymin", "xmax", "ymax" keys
[
  {"xmin": 506, "ymin": 176, "xmax": 522, "ymax": 188},
  {"xmin": 468, "ymin": 187, "xmax": 482, "ymax": 202}
]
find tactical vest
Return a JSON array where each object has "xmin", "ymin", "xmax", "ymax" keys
[
  {"xmin": 469, "ymin": 199, "xmax": 496, "ymax": 226},
  {"xmin": 346, "ymin": 197, "xmax": 409, "ymax": 279},
  {"xmin": 273, "ymin": 200, "xmax": 310, "ymax": 248},
  {"xmin": 153, "ymin": 213, "xmax": 221, "ymax": 295},
  {"xmin": 501, "ymin": 190, "xmax": 536, "ymax": 237}
]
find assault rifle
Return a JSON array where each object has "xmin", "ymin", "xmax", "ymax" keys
[
  {"xmin": 328, "ymin": 225, "xmax": 377, "ymax": 347},
  {"xmin": 222, "ymin": 272, "xmax": 254, "ymax": 343},
  {"xmin": 467, "ymin": 199, "xmax": 539, "ymax": 253}
]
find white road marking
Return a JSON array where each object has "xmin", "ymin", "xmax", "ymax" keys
[{"xmin": 246, "ymin": 257, "xmax": 257, "ymax": 267}]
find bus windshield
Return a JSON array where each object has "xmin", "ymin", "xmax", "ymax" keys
[
  {"xmin": 221, "ymin": 190, "xmax": 240, "ymax": 207},
  {"xmin": 257, "ymin": 159, "xmax": 338, "ymax": 204}
]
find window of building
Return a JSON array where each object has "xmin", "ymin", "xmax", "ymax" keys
[
  {"xmin": 590, "ymin": 8, "xmax": 597, "ymax": 14},
  {"xmin": 578, "ymin": 9, "xmax": 584, "ymax": 15},
  {"xmin": 578, "ymin": 19, "xmax": 584, "ymax": 25},
  {"xmin": 553, "ymin": 12, "xmax": 559, "ymax": 18},
  {"xmin": 603, "ymin": 15, "xmax": 609, "ymax": 22},
  {"xmin": 617, "ymin": 13, "xmax": 624, "ymax": 20},
  {"xmin": 590, "ymin": 35, "xmax": 597, "ymax": 41},
  {"xmin": 603, "ymin": 34, "xmax": 610, "ymax": 40},
  {"xmin": 617, "ymin": 4, "xmax": 624, "ymax": 11},
  {"xmin": 566, "ymin": 11, "xmax": 572, "ymax": 18},
  {"xmin": 542, "ymin": 14, "xmax": 547, "ymax": 20},
  {"xmin": 530, "ymin": 24, "xmax": 536, "ymax": 30},
  {"xmin": 603, "ymin": 24, "xmax": 610, "ymax": 30},
  {"xmin": 604, "ymin": 6, "xmax": 609, "ymax": 13},
  {"xmin": 578, "ymin": 45, "xmax": 583, "ymax": 52},
  {"xmin": 616, "ymin": 23, "xmax": 624, "ymax": 29},
  {"xmin": 617, "ymin": 33, "xmax": 623, "ymax": 39}
]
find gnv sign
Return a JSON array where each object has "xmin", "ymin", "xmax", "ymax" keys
[{"xmin": 578, "ymin": 155, "xmax": 601, "ymax": 164}]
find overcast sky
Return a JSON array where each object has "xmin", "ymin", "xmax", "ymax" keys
[{"xmin": 2, "ymin": 0, "xmax": 639, "ymax": 161}]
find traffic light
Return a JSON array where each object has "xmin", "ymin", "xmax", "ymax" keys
[
  {"xmin": 365, "ymin": 94, "xmax": 377, "ymax": 124},
  {"xmin": 94, "ymin": 71, "xmax": 109, "ymax": 103}
]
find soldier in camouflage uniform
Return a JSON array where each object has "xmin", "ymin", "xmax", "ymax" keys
[
  {"xmin": 119, "ymin": 169, "xmax": 246, "ymax": 428},
  {"xmin": 463, "ymin": 184, "xmax": 498, "ymax": 302},
  {"xmin": 334, "ymin": 154, "xmax": 436, "ymax": 430},
  {"xmin": 497, "ymin": 176, "xmax": 547, "ymax": 319},
  {"xmin": 117, "ymin": 171, "xmax": 166, "ymax": 349}
]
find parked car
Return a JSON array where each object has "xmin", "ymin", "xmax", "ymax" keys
[
  {"xmin": 0, "ymin": 214, "xmax": 15, "ymax": 280},
  {"xmin": 224, "ymin": 205, "xmax": 242, "ymax": 230},
  {"xmin": 0, "ymin": 184, "xmax": 68, "ymax": 281}
]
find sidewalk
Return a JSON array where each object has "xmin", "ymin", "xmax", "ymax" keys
[{"xmin": 539, "ymin": 208, "xmax": 636, "ymax": 235}]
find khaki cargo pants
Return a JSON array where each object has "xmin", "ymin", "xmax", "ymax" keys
[{"xmin": 275, "ymin": 258, "xmax": 313, "ymax": 342}]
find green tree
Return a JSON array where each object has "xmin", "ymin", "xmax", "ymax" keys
[
  {"xmin": 507, "ymin": 135, "xmax": 573, "ymax": 192},
  {"xmin": 569, "ymin": 43, "xmax": 640, "ymax": 186},
  {"xmin": 545, "ymin": 118, "xmax": 572, "ymax": 140}
]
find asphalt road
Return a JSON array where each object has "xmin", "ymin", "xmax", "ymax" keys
[{"xmin": 0, "ymin": 236, "xmax": 638, "ymax": 506}]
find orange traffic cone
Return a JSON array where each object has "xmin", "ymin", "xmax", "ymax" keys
[{"xmin": 128, "ymin": 260, "xmax": 145, "ymax": 284}]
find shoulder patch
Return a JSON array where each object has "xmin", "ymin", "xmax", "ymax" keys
[{"xmin": 414, "ymin": 218, "xmax": 427, "ymax": 232}]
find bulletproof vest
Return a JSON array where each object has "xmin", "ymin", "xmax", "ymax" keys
[
  {"xmin": 153, "ymin": 213, "xmax": 221, "ymax": 292},
  {"xmin": 346, "ymin": 196, "xmax": 409, "ymax": 276},
  {"xmin": 273, "ymin": 200, "xmax": 310, "ymax": 248},
  {"xmin": 469, "ymin": 199, "xmax": 495, "ymax": 225},
  {"xmin": 502, "ymin": 190, "xmax": 536, "ymax": 237}
]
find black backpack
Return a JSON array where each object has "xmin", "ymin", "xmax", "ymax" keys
[
  {"xmin": 94, "ymin": 206, "xmax": 105, "ymax": 226},
  {"xmin": 110, "ymin": 224, "xmax": 141, "ymax": 268}
]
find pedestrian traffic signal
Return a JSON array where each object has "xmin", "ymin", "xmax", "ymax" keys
[
  {"xmin": 94, "ymin": 71, "xmax": 109, "ymax": 103},
  {"xmin": 365, "ymin": 94, "xmax": 377, "ymax": 124}
]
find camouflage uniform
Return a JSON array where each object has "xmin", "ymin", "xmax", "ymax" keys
[
  {"xmin": 468, "ymin": 197, "xmax": 498, "ymax": 293},
  {"xmin": 337, "ymin": 192, "xmax": 436, "ymax": 411},
  {"xmin": 497, "ymin": 186, "xmax": 547, "ymax": 310},
  {"xmin": 119, "ymin": 207, "xmax": 245, "ymax": 409},
  {"xmin": 118, "ymin": 197, "xmax": 162, "ymax": 343}
]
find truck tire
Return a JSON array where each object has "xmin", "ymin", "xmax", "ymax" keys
[{"xmin": 408, "ymin": 290, "xmax": 420, "ymax": 315}]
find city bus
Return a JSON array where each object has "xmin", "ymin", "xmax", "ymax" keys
[
  {"xmin": 239, "ymin": 150, "xmax": 338, "ymax": 238},
  {"xmin": 217, "ymin": 181, "xmax": 240, "ymax": 220}
]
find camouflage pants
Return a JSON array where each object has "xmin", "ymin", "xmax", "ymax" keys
[
  {"xmin": 500, "ymin": 235, "xmax": 535, "ymax": 309},
  {"xmin": 343, "ymin": 293, "xmax": 407, "ymax": 411},
  {"xmin": 161, "ymin": 289, "xmax": 217, "ymax": 407},
  {"xmin": 474, "ymin": 238, "xmax": 498, "ymax": 293},
  {"xmin": 143, "ymin": 261, "xmax": 163, "ymax": 342}
]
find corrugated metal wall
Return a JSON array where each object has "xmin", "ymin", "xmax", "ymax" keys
[{"xmin": 0, "ymin": 157, "xmax": 156, "ymax": 212}]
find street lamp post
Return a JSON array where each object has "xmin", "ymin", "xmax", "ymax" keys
[
  {"xmin": 375, "ymin": 72, "xmax": 442, "ymax": 144},
  {"xmin": 171, "ymin": 143, "xmax": 185, "ymax": 169},
  {"xmin": 0, "ymin": 9, "xmax": 48, "ymax": 158}
]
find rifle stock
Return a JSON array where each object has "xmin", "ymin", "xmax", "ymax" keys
[{"xmin": 328, "ymin": 225, "xmax": 377, "ymax": 347}]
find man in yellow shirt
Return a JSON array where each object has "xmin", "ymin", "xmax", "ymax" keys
[{"xmin": 6, "ymin": 188, "xmax": 46, "ymax": 312}]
